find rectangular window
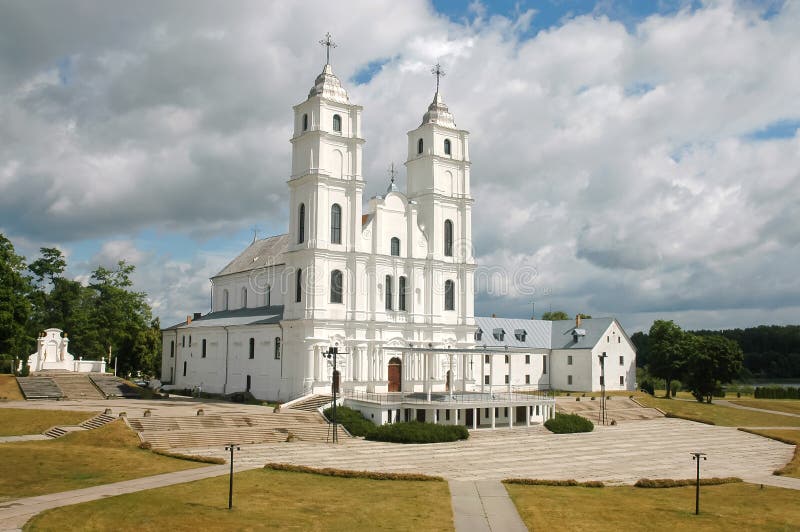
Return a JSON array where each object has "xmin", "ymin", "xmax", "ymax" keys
[
  {"xmin": 525, "ymin": 374, "xmax": 530, "ymax": 384},
  {"xmin": 525, "ymin": 355, "xmax": 530, "ymax": 364},
  {"xmin": 249, "ymin": 338, "xmax": 255, "ymax": 359},
  {"xmin": 494, "ymin": 407, "xmax": 499, "ymax": 417},
  {"xmin": 619, "ymin": 375, "xmax": 624, "ymax": 386},
  {"xmin": 484, "ymin": 354, "xmax": 490, "ymax": 364},
  {"xmin": 484, "ymin": 408, "xmax": 489, "ymax": 418},
  {"xmin": 504, "ymin": 375, "xmax": 509, "ymax": 384},
  {"xmin": 189, "ymin": 335, "xmax": 192, "ymax": 347},
  {"xmin": 170, "ymin": 341, "xmax": 175, "ymax": 358},
  {"xmin": 182, "ymin": 336, "xmax": 185, "ymax": 347},
  {"xmin": 543, "ymin": 356, "xmax": 547, "ymax": 374},
  {"xmin": 504, "ymin": 407, "xmax": 508, "ymax": 417},
  {"xmin": 504, "ymin": 355, "xmax": 509, "ymax": 363},
  {"xmin": 619, "ymin": 356, "xmax": 624, "ymax": 366},
  {"xmin": 385, "ymin": 275, "xmax": 393, "ymax": 310},
  {"xmin": 567, "ymin": 355, "xmax": 573, "ymax": 365},
  {"xmin": 618, "ymin": 336, "xmax": 621, "ymax": 343},
  {"xmin": 568, "ymin": 375, "xmax": 573, "ymax": 385},
  {"xmin": 274, "ymin": 338, "xmax": 281, "ymax": 360},
  {"xmin": 398, "ymin": 276, "xmax": 407, "ymax": 311},
  {"xmin": 607, "ymin": 336, "xmax": 610, "ymax": 343},
  {"xmin": 201, "ymin": 339, "xmax": 207, "ymax": 358},
  {"xmin": 445, "ymin": 410, "xmax": 450, "ymax": 421},
  {"xmin": 484, "ymin": 375, "xmax": 490, "ymax": 385}
]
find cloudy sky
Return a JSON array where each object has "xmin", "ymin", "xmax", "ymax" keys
[{"xmin": 1, "ymin": 0, "xmax": 799, "ymax": 333}]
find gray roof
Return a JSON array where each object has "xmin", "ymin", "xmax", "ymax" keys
[
  {"xmin": 474, "ymin": 316, "xmax": 614, "ymax": 350},
  {"xmin": 214, "ymin": 234, "xmax": 289, "ymax": 278},
  {"xmin": 163, "ymin": 306, "xmax": 285, "ymax": 330}
]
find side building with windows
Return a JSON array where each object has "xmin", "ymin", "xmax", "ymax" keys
[{"xmin": 161, "ymin": 51, "xmax": 635, "ymax": 423}]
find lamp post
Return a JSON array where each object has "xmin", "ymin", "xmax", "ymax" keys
[
  {"xmin": 691, "ymin": 452, "xmax": 707, "ymax": 515},
  {"xmin": 598, "ymin": 352, "xmax": 607, "ymax": 425},
  {"xmin": 322, "ymin": 346, "xmax": 341, "ymax": 443},
  {"xmin": 224, "ymin": 444, "xmax": 240, "ymax": 509}
]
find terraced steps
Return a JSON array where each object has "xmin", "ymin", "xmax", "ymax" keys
[
  {"xmin": 285, "ymin": 394, "xmax": 333, "ymax": 412},
  {"xmin": 556, "ymin": 397, "xmax": 664, "ymax": 422},
  {"xmin": 50, "ymin": 374, "xmax": 105, "ymax": 400},
  {"xmin": 44, "ymin": 426, "xmax": 68, "ymax": 438},
  {"xmin": 16, "ymin": 377, "xmax": 64, "ymax": 399},
  {"xmin": 80, "ymin": 413, "xmax": 116, "ymax": 430},
  {"xmin": 89, "ymin": 375, "xmax": 141, "ymax": 398}
]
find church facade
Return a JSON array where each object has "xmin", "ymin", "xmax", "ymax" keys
[{"xmin": 161, "ymin": 51, "xmax": 636, "ymax": 427}]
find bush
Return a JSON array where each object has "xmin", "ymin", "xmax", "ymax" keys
[
  {"xmin": 755, "ymin": 386, "xmax": 800, "ymax": 399},
  {"xmin": 365, "ymin": 421, "xmax": 469, "ymax": 444},
  {"xmin": 264, "ymin": 463, "xmax": 444, "ymax": 481},
  {"xmin": 670, "ymin": 381, "xmax": 681, "ymax": 397},
  {"xmin": 504, "ymin": 478, "xmax": 604, "ymax": 487},
  {"xmin": 323, "ymin": 406, "xmax": 376, "ymax": 437},
  {"xmin": 634, "ymin": 477, "xmax": 741, "ymax": 488},
  {"xmin": 544, "ymin": 413, "xmax": 594, "ymax": 434},
  {"xmin": 640, "ymin": 379, "xmax": 655, "ymax": 395}
]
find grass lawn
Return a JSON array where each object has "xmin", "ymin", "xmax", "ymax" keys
[
  {"xmin": 728, "ymin": 399, "xmax": 800, "ymax": 416},
  {"xmin": 506, "ymin": 483, "xmax": 800, "ymax": 531},
  {"xmin": 636, "ymin": 395, "xmax": 800, "ymax": 427},
  {"xmin": 0, "ymin": 420, "xmax": 202, "ymax": 502},
  {"xmin": 0, "ymin": 408, "xmax": 96, "ymax": 436},
  {"xmin": 0, "ymin": 374, "xmax": 24, "ymax": 401},
  {"xmin": 24, "ymin": 468, "xmax": 453, "ymax": 532},
  {"xmin": 741, "ymin": 429, "xmax": 800, "ymax": 478}
]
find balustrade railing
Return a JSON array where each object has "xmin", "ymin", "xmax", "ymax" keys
[{"xmin": 342, "ymin": 388, "xmax": 553, "ymax": 406}]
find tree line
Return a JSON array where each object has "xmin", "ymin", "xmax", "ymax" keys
[{"xmin": 0, "ymin": 234, "xmax": 160, "ymax": 377}]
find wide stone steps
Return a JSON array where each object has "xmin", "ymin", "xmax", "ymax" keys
[
  {"xmin": 80, "ymin": 413, "xmax": 116, "ymax": 430},
  {"xmin": 16, "ymin": 377, "xmax": 64, "ymax": 399},
  {"xmin": 49, "ymin": 374, "xmax": 105, "ymax": 399},
  {"xmin": 286, "ymin": 394, "xmax": 333, "ymax": 412},
  {"xmin": 89, "ymin": 375, "xmax": 141, "ymax": 398},
  {"xmin": 140, "ymin": 425, "xmax": 347, "ymax": 449}
]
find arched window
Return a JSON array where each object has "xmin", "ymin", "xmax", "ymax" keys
[
  {"xmin": 265, "ymin": 285, "xmax": 271, "ymax": 307},
  {"xmin": 330, "ymin": 269, "xmax": 343, "ymax": 304},
  {"xmin": 298, "ymin": 203, "xmax": 305, "ymax": 244},
  {"xmin": 390, "ymin": 237, "xmax": 400, "ymax": 256},
  {"xmin": 417, "ymin": 138, "xmax": 424, "ymax": 154},
  {"xmin": 444, "ymin": 219, "xmax": 453, "ymax": 257},
  {"xmin": 249, "ymin": 338, "xmax": 255, "ymax": 359},
  {"xmin": 444, "ymin": 279, "xmax": 455, "ymax": 311},
  {"xmin": 444, "ymin": 138, "xmax": 451, "ymax": 155},
  {"xmin": 295, "ymin": 268, "xmax": 302, "ymax": 303},
  {"xmin": 330, "ymin": 204, "xmax": 342, "ymax": 244},
  {"xmin": 302, "ymin": 113, "xmax": 308, "ymax": 131},
  {"xmin": 223, "ymin": 289, "xmax": 229, "ymax": 311},
  {"xmin": 274, "ymin": 337, "xmax": 281, "ymax": 359},
  {"xmin": 398, "ymin": 276, "xmax": 407, "ymax": 311},
  {"xmin": 385, "ymin": 275, "xmax": 393, "ymax": 310},
  {"xmin": 241, "ymin": 287, "xmax": 248, "ymax": 308},
  {"xmin": 333, "ymin": 114, "xmax": 342, "ymax": 133}
]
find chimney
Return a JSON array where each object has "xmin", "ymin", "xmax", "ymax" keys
[
  {"xmin": 193, "ymin": 312, "xmax": 202, "ymax": 320},
  {"xmin": 576, "ymin": 314, "xmax": 581, "ymax": 327},
  {"xmin": 492, "ymin": 313, "xmax": 496, "ymax": 318},
  {"xmin": 186, "ymin": 315, "xmax": 192, "ymax": 324}
]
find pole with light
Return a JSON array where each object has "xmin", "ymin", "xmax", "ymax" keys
[
  {"xmin": 598, "ymin": 352, "xmax": 607, "ymax": 425},
  {"xmin": 691, "ymin": 452, "xmax": 707, "ymax": 515},
  {"xmin": 322, "ymin": 345, "xmax": 340, "ymax": 443},
  {"xmin": 225, "ymin": 443, "xmax": 240, "ymax": 509}
]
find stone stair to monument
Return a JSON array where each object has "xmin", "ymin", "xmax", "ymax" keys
[
  {"xmin": 89, "ymin": 375, "xmax": 141, "ymax": 398},
  {"xmin": 15, "ymin": 376, "xmax": 64, "ymax": 399},
  {"xmin": 128, "ymin": 410, "xmax": 348, "ymax": 449},
  {"xmin": 48, "ymin": 373, "xmax": 106, "ymax": 400},
  {"xmin": 555, "ymin": 396, "xmax": 664, "ymax": 422},
  {"xmin": 283, "ymin": 394, "xmax": 333, "ymax": 412}
]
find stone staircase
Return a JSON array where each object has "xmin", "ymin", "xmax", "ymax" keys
[
  {"xmin": 80, "ymin": 413, "xmax": 116, "ymax": 430},
  {"xmin": 285, "ymin": 394, "xmax": 333, "ymax": 412},
  {"xmin": 16, "ymin": 376, "xmax": 64, "ymax": 399},
  {"xmin": 49, "ymin": 373, "xmax": 105, "ymax": 400},
  {"xmin": 44, "ymin": 426, "xmax": 68, "ymax": 438},
  {"xmin": 128, "ymin": 410, "xmax": 348, "ymax": 449},
  {"xmin": 556, "ymin": 396, "xmax": 664, "ymax": 422},
  {"xmin": 89, "ymin": 375, "xmax": 141, "ymax": 398}
]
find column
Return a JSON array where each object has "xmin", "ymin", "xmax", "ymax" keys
[
  {"xmin": 489, "ymin": 354, "xmax": 495, "ymax": 394},
  {"xmin": 472, "ymin": 408, "xmax": 477, "ymax": 430},
  {"xmin": 526, "ymin": 406, "xmax": 531, "ymax": 427},
  {"xmin": 507, "ymin": 354, "xmax": 513, "ymax": 394},
  {"xmin": 462, "ymin": 353, "xmax": 467, "ymax": 392},
  {"xmin": 509, "ymin": 407, "xmax": 513, "ymax": 429},
  {"xmin": 481, "ymin": 354, "xmax": 485, "ymax": 394},
  {"xmin": 490, "ymin": 406, "xmax": 496, "ymax": 429},
  {"xmin": 367, "ymin": 346, "xmax": 373, "ymax": 382},
  {"xmin": 313, "ymin": 345, "xmax": 321, "ymax": 382},
  {"xmin": 448, "ymin": 353, "xmax": 454, "ymax": 398},
  {"xmin": 426, "ymin": 353, "xmax": 432, "ymax": 402}
]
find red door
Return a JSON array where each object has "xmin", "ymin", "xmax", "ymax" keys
[{"xmin": 388, "ymin": 357, "xmax": 401, "ymax": 392}]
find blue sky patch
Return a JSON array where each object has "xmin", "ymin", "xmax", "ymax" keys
[
  {"xmin": 745, "ymin": 119, "xmax": 800, "ymax": 141},
  {"xmin": 352, "ymin": 57, "xmax": 392, "ymax": 85}
]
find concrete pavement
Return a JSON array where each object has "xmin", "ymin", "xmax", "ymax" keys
[{"xmin": 449, "ymin": 480, "xmax": 527, "ymax": 532}]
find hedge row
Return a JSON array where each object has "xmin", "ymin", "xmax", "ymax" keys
[
  {"xmin": 366, "ymin": 421, "xmax": 469, "ymax": 444},
  {"xmin": 504, "ymin": 478, "xmax": 604, "ymax": 487},
  {"xmin": 754, "ymin": 386, "xmax": 800, "ymax": 399},
  {"xmin": 634, "ymin": 477, "xmax": 741, "ymax": 488},
  {"xmin": 264, "ymin": 462, "xmax": 444, "ymax": 481},
  {"xmin": 544, "ymin": 413, "xmax": 594, "ymax": 434},
  {"xmin": 323, "ymin": 406, "xmax": 375, "ymax": 437}
]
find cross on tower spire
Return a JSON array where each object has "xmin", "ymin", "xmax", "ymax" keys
[
  {"xmin": 388, "ymin": 162, "xmax": 397, "ymax": 184},
  {"xmin": 431, "ymin": 62, "xmax": 446, "ymax": 93},
  {"xmin": 319, "ymin": 32, "xmax": 337, "ymax": 65}
]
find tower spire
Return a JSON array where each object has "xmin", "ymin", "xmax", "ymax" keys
[
  {"xmin": 387, "ymin": 162, "xmax": 398, "ymax": 193},
  {"xmin": 431, "ymin": 62, "xmax": 445, "ymax": 94},
  {"xmin": 319, "ymin": 32, "xmax": 337, "ymax": 66}
]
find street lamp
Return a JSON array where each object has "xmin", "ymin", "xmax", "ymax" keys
[
  {"xmin": 598, "ymin": 352, "xmax": 608, "ymax": 425},
  {"xmin": 224, "ymin": 444, "xmax": 240, "ymax": 509},
  {"xmin": 691, "ymin": 452, "xmax": 707, "ymax": 515},
  {"xmin": 322, "ymin": 345, "xmax": 342, "ymax": 443}
]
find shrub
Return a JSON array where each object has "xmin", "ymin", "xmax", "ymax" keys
[
  {"xmin": 634, "ymin": 477, "xmax": 741, "ymax": 488},
  {"xmin": 755, "ymin": 386, "xmax": 800, "ymax": 399},
  {"xmin": 544, "ymin": 413, "xmax": 594, "ymax": 434},
  {"xmin": 323, "ymin": 406, "xmax": 375, "ymax": 437},
  {"xmin": 504, "ymin": 478, "xmax": 604, "ymax": 487},
  {"xmin": 264, "ymin": 463, "xmax": 443, "ymax": 481},
  {"xmin": 365, "ymin": 421, "xmax": 469, "ymax": 444},
  {"xmin": 639, "ymin": 379, "xmax": 655, "ymax": 395},
  {"xmin": 670, "ymin": 381, "xmax": 681, "ymax": 397}
]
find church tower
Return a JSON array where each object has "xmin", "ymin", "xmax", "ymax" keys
[
  {"xmin": 284, "ymin": 34, "xmax": 365, "ymax": 321},
  {"xmin": 405, "ymin": 64, "xmax": 475, "ymax": 324}
]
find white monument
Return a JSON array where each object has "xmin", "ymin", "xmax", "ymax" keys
[{"xmin": 27, "ymin": 328, "xmax": 106, "ymax": 373}]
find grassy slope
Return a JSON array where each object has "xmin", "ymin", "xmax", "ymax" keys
[
  {"xmin": 25, "ymin": 468, "xmax": 453, "ymax": 532},
  {"xmin": 0, "ymin": 408, "xmax": 96, "ymax": 436},
  {"xmin": 741, "ymin": 429, "xmax": 800, "ymax": 478},
  {"xmin": 727, "ymin": 399, "xmax": 800, "ymax": 416},
  {"xmin": 636, "ymin": 395, "xmax": 800, "ymax": 427},
  {"xmin": 506, "ymin": 483, "xmax": 800, "ymax": 531},
  {"xmin": 0, "ymin": 420, "xmax": 202, "ymax": 502},
  {"xmin": 0, "ymin": 375, "xmax": 24, "ymax": 401}
]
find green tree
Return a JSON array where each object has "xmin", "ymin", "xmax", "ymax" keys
[
  {"xmin": 131, "ymin": 318, "xmax": 162, "ymax": 376},
  {"xmin": 541, "ymin": 310, "xmax": 570, "ymax": 321},
  {"xmin": 28, "ymin": 247, "xmax": 66, "ymax": 287},
  {"xmin": 683, "ymin": 334, "xmax": 743, "ymax": 403},
  {"xmin": 0, "ymin": 234, "xmax": 33, "ymax": 358},
  {"xmin": 647, "ymin": 320, "xmax": 687, "ymax": 399}
]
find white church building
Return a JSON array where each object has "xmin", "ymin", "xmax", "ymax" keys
[{"xmin": 161, "ymin": 44, "xmax": 636, "ymax": 428}]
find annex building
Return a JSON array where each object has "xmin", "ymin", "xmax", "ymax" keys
[{"xmin": 161, "ymin": 46, "xmax": 636, "ymax": 429}]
